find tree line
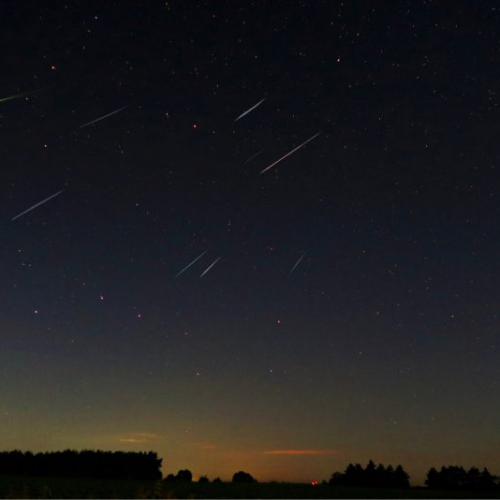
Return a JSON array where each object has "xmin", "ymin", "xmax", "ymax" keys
[
  {"xmin": 329, "ymin": 461, "xmax": 498, "ymax": 490},
  {"xmin": 164, "ymin": 469, "xmax": 256, "ymax": 483},
  {"xmin": 425, "ymin": 465, "xmax": 496, "ymax": 490},
  {"xmin": 0, "ymin": 450, "xmax": 162, "ymax": 480},
  {"xmin": 329, "ymin": 460, "xmax": 410, "ymax": 488},
  {"xmin": 0, "ymin": 451, "xmax": 499, "ymax": 490}
]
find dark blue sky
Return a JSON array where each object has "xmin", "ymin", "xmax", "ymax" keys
[{"xmin": 0, "ymin": 0, "xmax": 499, "ymax": 484}]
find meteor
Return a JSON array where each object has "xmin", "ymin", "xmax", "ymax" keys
[
  {"xmin": 260, "ymin": 132, "xmax": 321, "ymax": 175},
  {"xmin": 235, "ymin": 98, "xmax": 265, "ymax": 121},
  {"xmin": 79, "ymin": 105, "xmax": 128, "ymax": 128},
  {"xmin": 244, "ymin": 148, "xmax": 265, "ymax": 164},
  {"xmin": 0, "ymin": 88, "xmax": 45, "ymax": 105},
  {"xmin": 289, "ymin": 252, "xmax": 306, "ymax": 274},
  {"xmin": 200, "ymin": 256, "xmax": 221, "ymax": 278},
  {"xmin": 0, "ymin": 93, "xmax": 29, "ymax": 104},
  {"xmin": 11, "ymin": 190, "xmax": 64, "ymax": 221},
  {"xmin": 175, "ymin": 250, "xmax": 208, "ymax": 278}
]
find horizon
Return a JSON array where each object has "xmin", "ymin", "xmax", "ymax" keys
[{"xmin": 1, "ymin": 446, "xmax": 498, "ymax": 487}]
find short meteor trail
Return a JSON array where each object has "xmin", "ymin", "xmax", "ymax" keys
[
  {"xmin": 200, "ymin": 256, "xmax": 221, "ymax": 278},
  {"xmin": 175, "ymin": 250, "xmax": 208, "ymax": 278},
  {"xmin": 289, "ymin": 252, "xmax": 307, "ymax": 274},
  {"xmin": 79, "ymin": 105, "xmax": 128, "ymax": 129},
  {"xmin": 260, "ymin": 132, "xmax": 321, "ymax": 175},
  {"xmin": 11, "ymin": 190, "xmax": 64, "ymax": 221},
  {"xmin": 244, "ymin": 148, "xmax": 265, "ymax": 164},
  {"xmin": 235, "ymin": 98, "xmax": 265, "ymax": 122}
]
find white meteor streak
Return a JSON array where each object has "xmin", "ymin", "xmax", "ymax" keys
[
  {"xmin": 200, "ymin": 256, "xmax": 221, "ymax": 278},
  {"xmin": 79, "ymin": 105, "xmax": 128, "ymax": 128},
  {"xmin": 244, "ymin": 148, "xmax": 265, "ymax": 164},
  {"xmin": 235, "ymin": 98, "xmax": 265, "ymax": 121},
  {"xmin": 289, "ymin": 252, "xmax": 306, "ymax": 274},
  {"xmin": 175, "ymin": 250, "xmax": 208, "ymax": 278},
  {"xmin": 11, "ymin": 190, "xmax": 64, "ymax": 221},
  {"xmin": 260, "ymin": 132, "xmax": 321, "ymax": 175}
]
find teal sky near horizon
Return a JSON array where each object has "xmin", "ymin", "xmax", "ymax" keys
[{"xmin": 1, "ymin": 0, "xmax": 499, "ymax": 487}]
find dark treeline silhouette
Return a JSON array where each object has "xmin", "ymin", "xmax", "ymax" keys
[
  {"xmin": 0, "ymin": 450, "xmax": 162, "ymax": 480},
  {"xmin": 329, "ymin": 460, "xmax": 410, "ymax": 488},
  {"xmin": 425, "ymin": 466, "xmax": 497, "ymax": 490},
  {"xmin": 163, "ymin": 470, "xmax": 257, "ymax": 484},
  {"xmin": 2, "ymin": 450, "xmax": 499, "ymax": 491}
]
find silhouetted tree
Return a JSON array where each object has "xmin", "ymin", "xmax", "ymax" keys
[
  {"xmin": 232, "ymin": 471, "xmax": 256, "ymax": 483},
  {"xmin": 365, "ymin": 460, "xmax": 376, "ymax": 487},
  {"xmin": 175, "ymin": 469, "xmax": 192, "ymax": 482},
  {"xmin": 340, "ymin": 463, "xmax": 365, "ymax": 486},
  {"xmin": 385, "ymin": 465, "xmax": 395, "ymax": 487},
  {"xmin": 467, "ymin": 467, "xmax": 481, "ymax": 489},
  {"xmin": 329, "ymin": 472, "xmax": 343, "ymax": 485},
  {"xmin": 374, "ymin": 464, "xmax": 386, "ymax": 488},
  {"xmin": 353, "ymin": 463, "xmax": 364, "ymax": 485},
  {"xmin": 445, "ymin": 466, "xmax": 467, "ymax": 489},
  {"xmin": 394, "ymin": 465, "xmax": 410, "ymax": 488},
  {"xmin": 478, "ymin": 468, "xmax": 496, "ymax": 490},
  {"xmin": 212, "ymin": 476, "xmax": 222, "ymax": 483},
  {"xmin": 198, "ymin": 475, "xmax": 209, "ymax": 483},
  {"xmin": 425, "ymin": 467, "xmax": 439, "ymax": 488}
]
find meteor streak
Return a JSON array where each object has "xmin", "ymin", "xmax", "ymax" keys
[
  {"xmin": 0, "ymin": 93, "xmax": 29, "ymax": 104},
  {"xmin": 11, "ymin": 190, "xmax": 64, "ymax": 221},
  {"xmin": 235, "ymin": 98, "xmax": 265, "ymax": 121},
  {"xmin": 289, "ymin": 252, "xmax": 306, "ymax": 274},
  {"xmin": 260, "ymin": 132, "xmax": 321, "ymax": 174},
  {"xmin": 244, "ymin": 148, "xmax": 265, "ymax": 164},
  {"xmin": 200, "ymin": 256, "xmax": 221, "ymax": 278},
  {"xmin": 79, "ymin": 105, "xmax": 128, "ymax": 128},
  {"xmin": 0, "ymin": 88, "xmax": 46, "ymax": 105},
  {"xmin": 175, "ymin": 250, "xmax": 208, "ymax": 278}
]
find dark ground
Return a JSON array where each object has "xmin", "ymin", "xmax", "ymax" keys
[{"xmin": 1, "ymin": 476, "xmax": 500, "ymax": 499}]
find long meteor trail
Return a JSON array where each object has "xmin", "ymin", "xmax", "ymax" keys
[
  {"xmin": 79, "ymin": 105, "xmax": 128, "ymax": 129},
  {"xmin": 175, "ymin": 250, "xmax": 208, "ymax": 278},
  {"xmin": 11, "ymin": 190, "xmax": 64, "ymax": 221},
  {"xmin": 0, "ymin": 92, "xmax": 31, "ymax": 104},
  {"xmin": 200, "ymin": 256, "xmax": 221, "ymax": 278},
  {"xmin": 260, "ymin": 132, "xmax": 321, "ymax": 174},
  {"xmin": 0, "ymin": 88, "xmax": 48, "ymax": 105},
  {"xmin": 235, "ymin": 98, "xmax": 265, "ymax": 121}
]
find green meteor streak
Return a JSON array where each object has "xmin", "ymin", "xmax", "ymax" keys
[
  {"xmin": 0, "ymin": 92, "xmax": 30, "ymax": 104},
  {"xmin": 0, "ymin": 88, "xmax": 47, "ymax": 104}
]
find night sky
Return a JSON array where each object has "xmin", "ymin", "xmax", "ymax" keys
[{"xmin": 1, "ymin": 0, "xmax": 499, "ymax": 485}]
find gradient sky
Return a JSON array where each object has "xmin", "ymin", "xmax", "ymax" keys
[{"xmin": 1, "ymin": 0, "xmax": 499, "ymax": 486}]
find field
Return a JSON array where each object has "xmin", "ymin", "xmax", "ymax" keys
[{"xmin": 0, "ymin": 476, "xmax": 499, "ymax": 499}]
